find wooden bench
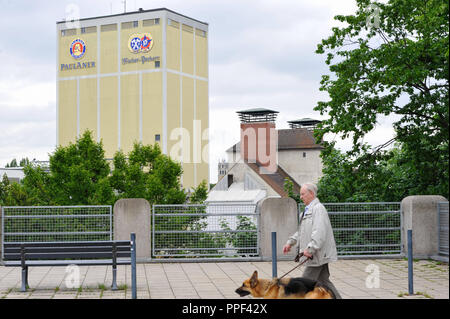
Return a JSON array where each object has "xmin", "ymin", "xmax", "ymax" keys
[{"xmin": 1, "ymin": 233, "xmax": 137, "ymax": 296}]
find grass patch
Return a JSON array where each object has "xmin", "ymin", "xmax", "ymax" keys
[
  {"xmin": 97, "ymin": 284, "xmax": 106, "ymax": 290},
  {"xmin": 98, "ymin": 283, "xmax": 106, "ymax": 298},
  {"xmin": 397, "ymin": 291, "xmax": 433, "ymax": 299},
  {"xmin": 416, "ymin": 291, "xmax": 433, "ymax": 299}
]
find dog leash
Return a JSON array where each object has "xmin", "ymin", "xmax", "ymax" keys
[{"xmin": 278, "ymin": 252, "xmax": 312, "ymax": 280}]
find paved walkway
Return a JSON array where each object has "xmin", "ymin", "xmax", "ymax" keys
[{"xmin": 0, "ymin": 259, "xmax": 448, "ymax": 299}]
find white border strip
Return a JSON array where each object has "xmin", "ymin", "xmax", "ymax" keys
[
  {"xmin": 162, "ymin": 11, "xmax": 167, "ymax": 154},
  {"xmin": 97, "ymin": 26, "xmax": 101, "ymax": 142},
  {"xmin": 58, "ymin": 68, "xmax": 207, "ymax": 82},
  {"xmin": 139, "ymin": 72, "xmax": 143, "ymax": 142},
  {"xmin": 76, "ymin": 77, "xmax": 80, "ymax": 137},
  {"xmin": 117, "ymin": 22, "xmax": 121, "ymax": 150},
  {"xmin": 56, "ymin": 30, "xmax": 59, "ymax": 146}
]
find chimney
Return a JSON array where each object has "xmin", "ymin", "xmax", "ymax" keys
[
  {"xmin": 287, "ymin": 118, "xmax": 321, "ymax": 131},
  {"xmin": 237, "ymin": 108, "xmax": 278, "ymax": 174}
]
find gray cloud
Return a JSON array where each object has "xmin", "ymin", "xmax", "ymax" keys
[{"xmin": 0, "ymin": 1, "xmax": 394, "ymax": 181}]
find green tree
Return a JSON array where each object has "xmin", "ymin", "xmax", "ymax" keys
[
  {"xmin": 1, "ymin": 179, "xmax": 30, "ymax": 206},
  {"xmin": 4, "ymin": 158, "xmax": 30, "ymax": 168},
  {"xmin": 315, "ymin": 0, "xmax": 449, "ymax": 199},
  {"xmin": 0, "ymin": 174, "xmax": 7, "ymax": 204},
  {"xmin": 189, "ymin": 180, "xmax": 209, "ymax": 203},
  {"xmin": 284, "ymin": 178, "xmax": 301, "ymax": 204},
  {"xmin": 110, "ymin": 142, "xmax": 186, "ymax": 205},
  {"xmin": 317, "ymin": 142, "xmax": 443, "ymax": 202},
  {"xmin": 220, "ymin": 215, "xmax": 258, "ymax": 256},
  {"xmin": 5, "ymin": 159, "xmax": 17, "ymax": 168},
  {"xmin": 20, "ymin": 164, "xmax": 53, "ymax": 205},
  {"xmin": 0, "ymin": 174, "xmax": 10, "ymax": 205},
  {"xmin": 49, "ymin": 130, "xmax": 114, "ymax": 205}
]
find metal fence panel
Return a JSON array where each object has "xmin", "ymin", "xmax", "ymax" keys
[
  {"xmin": 299, "ymin": 202, "xmax": 402, "ymax": 257},
  {"xmin": 1, "ymin": 206, "xmax": 112, "ymax": 259},
  {"xmin": 152, "ymin": 204, "xmax": 259, "ymax": 261},
  {"xmin": 438, "ymin": 201, "xmax": 449, "ymax": 257}
]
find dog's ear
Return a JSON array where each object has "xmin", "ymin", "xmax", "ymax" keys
[{"xmin": 250, "ymin": 271, "xmax": 258, "ymax": 288}]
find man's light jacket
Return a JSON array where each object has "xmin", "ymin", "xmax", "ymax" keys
[{"xmin": 287, "ymin": 198, "xmax": 338, "ymax": 267}]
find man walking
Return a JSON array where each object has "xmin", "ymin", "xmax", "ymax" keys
[{"xmin": 282, "ymin": 182, "xmax": 342, "ymax": 299}]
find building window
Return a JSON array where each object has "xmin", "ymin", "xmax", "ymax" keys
[
  {"xmin": 168, "ymin": 18, "xmax": 179, "ymax": 28},
  {"xmin": 143, "ymin": 18, "xmax": 159, "ymax": 26},
  {"xmin": 303, "ymin": 152, "xmax": 307, "ymax": 158},
  {"xmin": 155, "ymin": 61, "xmax": 160, "ymax": 68},
  {"xmin": 61, "ymin": 28, "xmax": 77, "ymax": 37},
  {"xmin": 121, "ymin": 21, "xmax": 138, "ymax": 29},
  {"xmin": 155, "ymin": 134, "xmax": 160, "ymax": 142},
  {"xmin": 101, "ymin": 23, "xmax": 117, "ymax": 32},
  {"xmin": 196, "ymin": 29, "xmax": 207, "ymax": 38},
  {"xmin": 80, "ymin": 26, "xmax": 96, "ymax": 34},
  {"xmin": 182, "ymin": 24, "xmax": 193, "ymax": 33}
]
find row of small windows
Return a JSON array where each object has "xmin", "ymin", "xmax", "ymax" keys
[
  {"xmin": 60, "ymin": 18, "xmax": 159, "ymax": 36},
  {"xmin": 168, "ymin": 18, "xmax": 207, "ymax": 37},
  {"xmin": 61, "ymin": 18, "xmax": 206, "ymax": 37}
]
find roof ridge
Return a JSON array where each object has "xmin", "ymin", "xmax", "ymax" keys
[{"xmin": 244, "ymin": 160, "xmax": 288, "ymax": 197}]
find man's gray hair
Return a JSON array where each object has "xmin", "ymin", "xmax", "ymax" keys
[{"xmin": 302, "ymin": 182, "xmax": 318, "ymax": 197}]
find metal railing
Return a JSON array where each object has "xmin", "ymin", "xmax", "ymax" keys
[
  {"xmin": 151, "ymin": 204, "xmax": 259, "ymax": 261},
  {"xmin": 1, "ymin": 206, "xmax": 112, "ymax": 260},
  {"xmin": 299, "ymin": 202, "xmax": 402, "ymax": 258},
  {"xmin": 437, "ymin": 201, "xmax": 449, "ymax": 257}
]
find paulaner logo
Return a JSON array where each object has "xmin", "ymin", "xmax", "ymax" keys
[
  {"xmin": 128, "ymin": 33, "xmax": 153, "ymax": 53},
  {"xmin": 70, "ymin": 38, "xmax": 86, "ymax": 59},
  {"xmin": 62, "ymin": 38, "xmax": 95, "ymax": 71}
]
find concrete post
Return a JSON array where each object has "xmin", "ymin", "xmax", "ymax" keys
[
  {"xmin": 113, "ymin": 198, "xmax": 151, "ymax": 261},
  {"xmin": 258, "ymin": 197, "xmax": 298, "ymax": 261},
  {"xmin": 401, "ymin": 195, "xmax": 447, "ymax": 259}
]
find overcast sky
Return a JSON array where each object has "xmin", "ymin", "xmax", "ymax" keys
[{"xmin": 0, "ymin": 0, "xmax": 396, "ymax": 183}]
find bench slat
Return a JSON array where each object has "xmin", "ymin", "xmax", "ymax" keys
[
  {"xmin": 4, "ymin": 246, "xmax": 131, "ymax": 254},
  {"xmin": 3, "ymin": 240, "xmax": 132, "ymax": 262},
  {"xmin": 3, "ymin": 252, "xmax": 131, "ymax": 260},
  {"xmin": 2, "ymin": 258, "xmax": 131, "ymax": 267},
  {"xmin": 3, "ymin": 241, "xmax": 130, "ymax": 248}
]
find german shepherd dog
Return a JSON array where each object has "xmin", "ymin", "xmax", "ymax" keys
[{"xmin": 235, "ymin": 271, "xmax": 335, "ymax": 299}]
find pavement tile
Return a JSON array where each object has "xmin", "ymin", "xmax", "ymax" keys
[{"xmin": 0, "ymin": 259, "xmax": 447, "ymax": 299}]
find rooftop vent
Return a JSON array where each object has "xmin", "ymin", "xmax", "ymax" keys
[
  {"xmin": 236, "ymin": 108, "xmax": 279, "ymax": 123},
  {"xmin": 288, "ymin": 118, "xmax": 321, "ymax": 130}
]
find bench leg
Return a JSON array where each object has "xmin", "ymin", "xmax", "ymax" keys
[
  {"xmin": 21, "ymin": 266, "xmax": 28, "ymax": 292},
  {"xmin": 111, "ymin": 265, "xmax": 118, "ymax": 291}
]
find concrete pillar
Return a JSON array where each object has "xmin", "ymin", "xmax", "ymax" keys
[
  {"xmin": 258, "ymin": 197, "xmax": 298, "ymax": 261},
  {"xmin": 113, "ymin": 198, "xmax": 151, "ymax": 261},
  {"xmin": 401, "ymin": 195, "xmax": 447, "ymax": 259}
]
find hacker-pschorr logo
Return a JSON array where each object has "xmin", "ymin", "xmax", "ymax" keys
[{"xmin": 128, "ymin": 33, "xmax": 153, "ymax": 53}]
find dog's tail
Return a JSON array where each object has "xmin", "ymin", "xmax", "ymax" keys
[{"xmin": 315, "ymin": 282, "xmax": 336, "ymax": 299}]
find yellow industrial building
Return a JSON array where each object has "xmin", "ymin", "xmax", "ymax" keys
[{"xmin": 56, "ymin": 8, "xmax": 209, "ymax": 189}]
